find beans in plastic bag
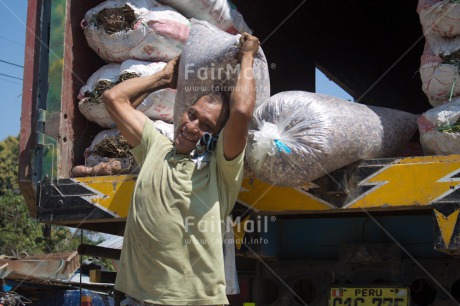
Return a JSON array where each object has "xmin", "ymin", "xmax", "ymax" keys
[{"xmin": 246, "ymin": 91, "xmax": 418, "ymax": 186}]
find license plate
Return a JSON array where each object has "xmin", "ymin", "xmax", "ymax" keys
[{"xmin": 330, "ymin": 287, "xmax": 409, "ymax": 306}]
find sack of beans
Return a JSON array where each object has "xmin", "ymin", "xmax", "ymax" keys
[
  {"xmin": 82, "ymin": 0, "xmax": 190, "ymax": 63},
  {"xmin": 72, "ymin": 120, "xmax": 174, "ymax": 177},
  {"xmin": 78, "ymin": 59, "xmax": 176, "ymax": 128},
  {"xmin": 420, "ymin": 39, "xmax": 460, "ymax": 107},
  {"xmin": 418, "ymin": 97, "xmax": 460, "ymax": 154},
  {"xmin": 86, "ymin": 128, "xmax": 136, "ymax": 172},
  {"xmin": 246, "ymin": 91, "xmax": 418, "ymax": 186},
  {"xmin": 174, "ymin": 19, "xmax": 270, "ymax": 127},
  {"xmin": 156, "ymin": 0, "xmax": 251, "ymax": 34},
  {"xmin": 418, "ymin": 0, "xmax": 460, "ymax": 38},
  {"xmin": 71, "ymin": 128, "xmax": 137, "ymax": 177},
  {"xmin": 120, "ymin": 60, "xmax": 176, "ymax": 123}
]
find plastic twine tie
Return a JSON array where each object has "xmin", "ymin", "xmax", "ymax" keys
[
  {"xmin": 449, "ymin": 75, "xmax": 457, "ymax": 102},
  {"xmin": 274, "ymin": 140, "xmax": 291, "ymax": 154}
]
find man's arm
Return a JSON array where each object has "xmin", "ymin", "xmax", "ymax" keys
[
  {"xmin": 103, "ymin": 57, "xmax": 179, "ymax": 147},
  {"xmin": 223, "ymin": 33, "xmax": 260, "ymax": 160}
]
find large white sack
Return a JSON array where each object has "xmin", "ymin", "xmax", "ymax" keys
[
  {"xmin": 120, "ymin": 60, "xmax": 176, "ymax": 123},
  {"xmin": 174, "ymin": 19, "xmax": 270, "ymax": 128},
  {"xmin": 82, "ymin": 0, "xmax": 190, "ymax": 63},
  {"xmin": 246, "ymin": 91, "xmax": 418, "ymax": 186},
  {"xmin": 78, "ymin": 60, "xmax": 176, "ymax": 128},
  {"xmin": 78, "ymin": 63, "xmax": 120, "ymax": 101},
  {"xmin": 418, "ymin": 97, "xmax": 460, "ymax": 154},
  {"xmin": 420, "ymin": 40, "xmax": 460, "ymax": 107},
  {"xmin": 418, "ymin": 0, "xmax": 460, "ymax": 38},
  {"xmin": 155, "ymin": 0, "xmax": 251, "ymax": 34},
  {"xmin": 423, "ymin": 33, "xmax": 460, "ymax": 57},
  {"xmin": 78, "ymin": 63, "xmax": 121, "ymax": 127},
  {"xmin": 119, "ymin": 58, "xmax": 165, "ymax": 77}
]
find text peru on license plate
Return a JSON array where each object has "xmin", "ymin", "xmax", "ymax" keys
[{"xmin": 329, "ymin": 287, "xmax": 409, "ymax": 306}]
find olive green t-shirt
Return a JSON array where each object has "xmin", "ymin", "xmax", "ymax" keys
[{"xmin": 115, "ymin": 120, "xmax": 244, "ymax": 305}]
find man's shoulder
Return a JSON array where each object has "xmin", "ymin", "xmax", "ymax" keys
[
  {"xmin": 144, "ymin": 120, "xmax": 174, "ymax": 147},
  {"xmin": 131, "ymin": 120, "xmax": 174, "ymax": 166}
]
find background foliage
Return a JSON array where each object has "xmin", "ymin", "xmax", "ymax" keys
[
  {"xmin": 0, "ymin": 136, "xmax": 19, "ymax": 195},
  {"xmin": 0, "ymin": 135, "xmax": 114, "ymax": 271}
]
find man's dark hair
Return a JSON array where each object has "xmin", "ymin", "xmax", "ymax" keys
[
  {"xmin": 194, "ymin": 91, "xmax": 230, "ymax": 131},
  {"xmin": 194, "ymin": 91, "xmax": 229, "ymax": 106}
]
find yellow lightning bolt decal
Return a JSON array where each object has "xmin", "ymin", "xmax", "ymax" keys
[
  {"xmin": 434, "ymin": 209, "xmax": 459, "ymax": 248},
  {"xmin": 75, "ymin": 175, "xmax": 137, "ymax": 218},
  {"xmin": 348, "ymin": 156, "xmax": 460, "ymax": 209},
  {"xmin": 238, "ymin": 178, "xmax": 334, "ymax": 212}
]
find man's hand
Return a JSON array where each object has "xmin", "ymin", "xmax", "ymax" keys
[
  {"xmin": 238, "ymin": 33, "xmax": 260, "ymax": 62},
  {"xmin": 161, "ymin": 56, "xmax": 180, "ymax": 89}
]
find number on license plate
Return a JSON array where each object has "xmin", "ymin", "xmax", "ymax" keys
[{"xmin": 330, "ymin": 287, "xmax": 409, "ymax": 306}]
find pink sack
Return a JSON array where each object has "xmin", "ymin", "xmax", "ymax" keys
[
  {"xmin": 82, "ymin": 0, "xmax": 190, "ymax": 63},
  {"xmin": 420, "ymin": 40, "xmax": 460, "ymax": 107},
  {"xmin": 155, "ymin": 0, "xmax": 251, "ymax": 34},
  {"xmin": 418, "ymin": 0, "xmax": 460, "ymax": 38}
]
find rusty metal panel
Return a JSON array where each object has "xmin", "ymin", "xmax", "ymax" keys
[
  {"xmin": 19, "ymin": 0, "xmax": 45, "ymax": 218},
  {"xmin": 0, "ymin": 252, "xmax": 79, "ymax": 281}
]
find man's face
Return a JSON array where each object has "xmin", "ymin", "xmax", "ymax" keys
[{"xmin": 174, "ymin": 96, "xmax": 225, "ymax": 155}]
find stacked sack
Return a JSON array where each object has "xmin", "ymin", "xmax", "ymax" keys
[
  {"xmin": 74, "ymin": 59, "xmax": 176, "ymax": 176},
  {"xmin": 418, "ymin": 0, "xmax": 460, "ymax": 154},
  {"xmin": 74, "ymin": 58, "xmax": 177, "ymax": 176},
  {"xmin": 75, "ymin": 0, "xmax": 254, "ymax": 176},
  {"xmin": 72, "ymin": 128, "xmax": 135, "ymax": 177},
  {"xmin": 71, "ymin": 120, "xmax": 174, "ymax": 177},
  {"xmin": 418, "ymin": 97, "xmax": 460, "ymax": 154},
  {"xmin": 78, "ymin": 59, "xmax": 176, "ymax": 128},
  {"xmin": 155, "ymin": 0, "xmax": 251, "ymax": 34},
  {"xmin": 82, "ymin": 0, "xmax": 190, "ymax": 62},
  {"xmin": 82, "ymin": 0, "xmax": 252, "ymax": 63}
]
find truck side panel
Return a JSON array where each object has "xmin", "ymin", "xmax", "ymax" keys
[{"xmin": 19, "ymin": 0, "xmax": 46, "ymax": 218}]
